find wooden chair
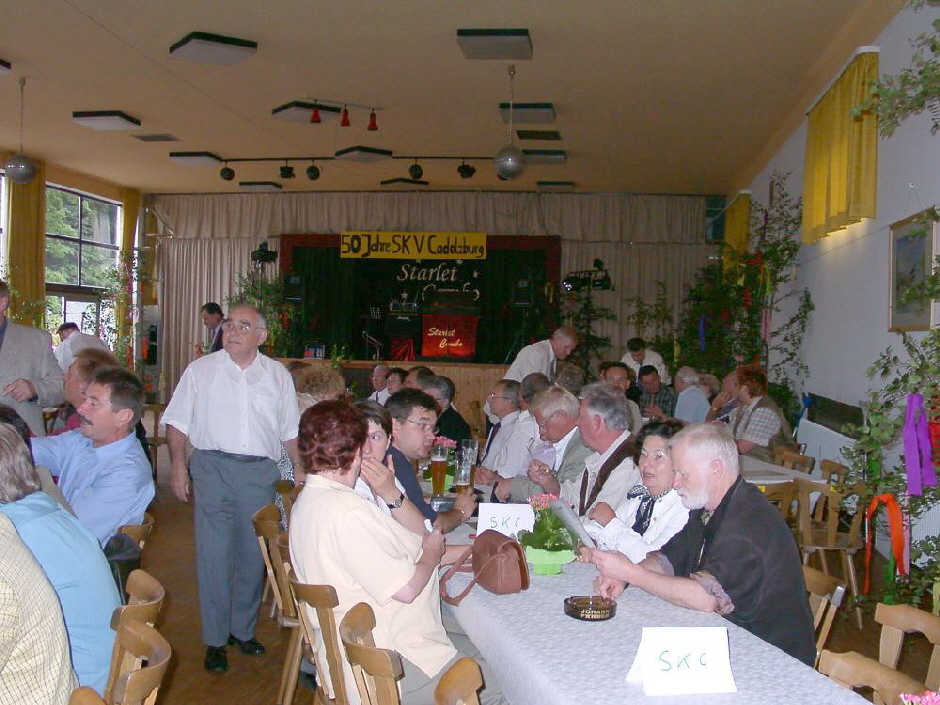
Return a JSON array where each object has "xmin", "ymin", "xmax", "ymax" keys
[
  {"xmin": 70, "ymin": 687, "xmax": 106, "ymax": 705},
  {"xmin": 434, "ymin": 657, "xmax": 483, "ymax": 705},
  {"xmin": 339, "ymin": 602, "xmax": 403, "ymax": 705},
  {"xmin": 289, "ymin": 574, "xmax": 349, "ymax": 705},
  {"xmin": 275, "ymin": 480, "xmax": 296, "ymax": 524},
  {"xmin": 103, "ymin": 619, "xmax": 172, "ymax": 705},
  {"xmin": 818, "ymin": 650, "xmax": 925, "ymax": 705},
  {"xmin": 875, "ymin": 602, "xmax": 940, "ymax": 693},
  {"xmin": 142, "ymin": 404, "xmax": 166, "ymax": 476},
  {"xmin": 253, "ymin": 503, "xmax": 286, "ymax": 620},
  {"xmin": 118, "ymin": 513, "xmax": 155, "ymax": 551},
  {"xmin": 267, "ymin": 530, "xmax": 302, "ymax": 705},
  {"xmin": 795, "ymin": 477, "xmax": 865, "ymax": 628},
  {"xmin": 820, "ymin": 459, "xmax": 850, "ymax": 485},
  {"xmin": 775, "ymin": 449, "xmax": 816, "ymax": 475},
  {"xmin": 760, "ymin": 480, "xmax": 797, "ymax": 523},
  {"xmin": 803, "ymin": 564, "xmax": 845, "ymax": 665},
  {"xmin": 105, "ymin": 570, "xmax": 166, "ymax": 703}
]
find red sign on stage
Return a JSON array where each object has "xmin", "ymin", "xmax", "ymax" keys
[{"xmin": 422, "ymin": 314, "xmax": 478, "ymax": 358}]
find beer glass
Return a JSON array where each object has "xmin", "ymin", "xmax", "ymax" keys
[{"xmin": 430, "ymin": 443, "xmax": 449, "ymax": 497}]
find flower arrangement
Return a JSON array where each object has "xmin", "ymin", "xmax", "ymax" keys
[
  {"xmin": 902, "ymin": 692, "xmax": 940, "ymax": 705},
  {"xmin": 434, "ymin": 437, "xmax": 457, "ymax": 450},
  {"xmin": 518, "ymin": 495, "xmax": 576, "ymax": 552}
]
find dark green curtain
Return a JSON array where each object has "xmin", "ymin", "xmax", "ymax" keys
[{"xmin": 292, "ymin": 247, "xmax": 355, "ymax": 356}]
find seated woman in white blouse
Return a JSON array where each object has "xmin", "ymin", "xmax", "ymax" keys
[{"xmin": 582, "ymin": 420, "xmax": 689, "ymax": 562}]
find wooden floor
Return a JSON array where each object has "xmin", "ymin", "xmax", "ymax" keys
[{"xmin": 143, "ymin": 440, "xmax": 933, "ymax": 704}]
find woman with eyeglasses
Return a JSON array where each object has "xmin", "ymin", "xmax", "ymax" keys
[{"xmin": 581, "ymin": 420, "xmax": 690, "ymax": 562}]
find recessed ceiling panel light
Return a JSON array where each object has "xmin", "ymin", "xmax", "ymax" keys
[
  {"xmin": 72, "ymin": 110, "xmax": 141, "ymax": 131},
  {"xmin": 169, "ymin": 151, "xmax": 222, "ymax": 165},
  {"xmin": 499, "ymin": 102, "xmax": 555, "ymax": 124},
  {"xmin": 380, "ymin": 177, "xmax": 428, "ymax": 187},
  {"xmin": 537, "ymin": 180, "xmax": 576, "ymax": 191},
  {"xmin": 517, "ymin": 129, "xmax": 561, "ymax": 141},
  {"xmin": 0, "ymin": 59, "xmax": 11, "ymax": 75},
  {"xmin": 522, "ymin": 149, "xmax": 567, "ymax": 165},
  {"xmin": 457, "ymin": 29, "xmax": 532, "ymax": 60},
  {"xmin": 133, "ymin": 133, "xmax": 179, "ymax": 142},
  {"xmin": 334, "ymin": 145, "xmax": 393, "ymax": 163},
  {"xmin": 238, "ymin": 181, "xmax": 282, "ymax": 192},
  {"xmin": 169, "ymin": 32, "xmax": 257, "ymax": 65},
  {"xmin": 271, "ymin": 100, "xmax": 342, "ymax": 122}
]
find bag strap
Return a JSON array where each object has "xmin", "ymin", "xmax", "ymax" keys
[{"xmin": 439, "ymin": 544, "xmax": 475, "ymax": 605}]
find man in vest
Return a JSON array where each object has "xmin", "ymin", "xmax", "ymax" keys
[
  {"xmin": 728, "ymin": 367, "xmax": 794, "ymax": 462},
  {"xmin": 567, "ymin": 382, "xmax": 639, "ymax": 516}
]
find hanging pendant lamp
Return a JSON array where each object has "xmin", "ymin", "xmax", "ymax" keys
[
  {"xmin": 4, "ymin": 77, "xmax": 37, "ymax": 185},
  {"xmin": 494, "ymin": 64, "xmax": 526, "ymax": 180}
]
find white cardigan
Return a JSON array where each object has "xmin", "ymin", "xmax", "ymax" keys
[{"xmin": 583, "ymin": 489, "xmax": 689, "ymax": 562}]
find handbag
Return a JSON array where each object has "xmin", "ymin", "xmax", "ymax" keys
[
  {"xmin": 103, "ymin": 532, "xmax": 142, "ymax": 604},
  {"xmin": 439, "ymin": 529, "xmax": 529, "ymax": 606}
]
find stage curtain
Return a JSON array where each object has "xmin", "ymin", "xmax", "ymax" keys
[
  {"xmin": 802, "ymin": 49, "xmax": 878, "ymax": 244},
  {"xmin": 5, "ymin": 162, "xmax": 46, "ymax": 326},
  {"xmin": 722, "ymin": 192, "xmax": 751, "ymax": 268},
  {"xmin": 115, "ymin": 188, "xmax": 141, "ymax": 364},
  {"xmin": 157, "ymin": 237, "xmax": 255, "ymax": 392},
  {"xmin": 139, "ymin": 209, "xmax": 158, "ymax": 306},
  {"xmin": 292, "ymin": 246, "xmax": 355, "ymax": 358}
]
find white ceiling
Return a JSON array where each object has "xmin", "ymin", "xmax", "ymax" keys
[{"xmin": 0, "ymin": 0, "xmax": 900, "ymax": 196}]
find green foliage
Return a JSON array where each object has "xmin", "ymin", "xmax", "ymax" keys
[
  {"xmin": 857, "ymin": 1, "xmax": 940, "ymax": 137},
  {"xmin": 227, "ymin": 271, "xmax": 294, "ymax": 358},
  {"xmin": 517, "ymin": 508, "xmax": 577, "ymax": 551},
  {"xmin": 45, "ymin": 188, "xmax": 118, "ymax": 288},
  {"xmin": 562, "ymin": 288, "xmax": 617, "ymax": 378}
]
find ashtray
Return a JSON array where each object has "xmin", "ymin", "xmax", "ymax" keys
[
  {"xmin": 564, "ymin": 596, "xmax": 617, "ymax": 621},
  {"xmin": 430, "ymin": 496, "xmax": 455, "ymax": 512}
]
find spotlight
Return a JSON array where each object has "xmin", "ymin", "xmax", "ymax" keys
[
  {"xmin": 306, "ymin": 163, "xmax": 321, "ymax": 180},
  {"xmin": 220, "ymin": 165, "xmax": 235, "ymax": 181},
  {"xmin": 280, "ymin": 164, "xmax": 295, "ymax": 179},
  {"xmin": 457, "ymin": 161, "xmax": 476, "ymax": 179},
  {"xmin": 408, "ymin": 161, "xmax": 423, "ymax": 180},
  {"xmin": 368, "ymin": 109, "xmax": 378, "ymax": 131}
]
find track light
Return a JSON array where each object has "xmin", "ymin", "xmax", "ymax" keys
[
  {"xmin": 457, "ymin": 161, "xmax": 476, "ymax": 179},
  {"xmin": 408, "ymin": 160, "xmax": 423, "ymax": 180},
  {"xmin": 220, "ymin": 164, "xmax": 235, "ymax": 181},
  {"xmin": 368, "ymin": 109, "xmax": 378, "ymax": 131},
  {"xmin": 306, "ymin": 162, "xmax": 321, "ymax": 180},
  {"xmin": 340, "ymin": 105, "xmax": 350, "ymax": 127},
  {"xmin": 310, "ymin": 106, "xmax": 321, "ymax": 123},
  {"xmin": 280, "ymin": 163, "xmax": 295, "ymax": 179}
]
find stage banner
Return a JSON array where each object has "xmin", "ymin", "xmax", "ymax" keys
[
  {"xmin": 422, "ymin": 314, "xmax": 478, "ymax": 358},
  {"xmin": 340, "ymin": 231, "xmax": 486, "ymax": 260}
]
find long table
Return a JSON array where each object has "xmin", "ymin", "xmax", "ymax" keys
[
  {"xmin": 739, "ymin": 455, "xmax": 808, "ymax": 485},
  {"xmin": 442, "ymin": 527, "xmax": 865, "ymax": 705}
]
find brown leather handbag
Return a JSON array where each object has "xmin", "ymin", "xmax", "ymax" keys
[{"xmin": 439, "ymin": 529, "xmax": 530, "ymax": 606}]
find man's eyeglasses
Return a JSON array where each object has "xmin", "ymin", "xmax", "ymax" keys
[
  {"xmin": 222, "ymin": 321, "xmax": 266, "ymax": 333},
  {"xmin": 487, "ymin": 393, "xmax": 512, "ymax": 401},
  {"xmin": 404, "ymin": 417, "xmax": 439, "ymax": 434}
]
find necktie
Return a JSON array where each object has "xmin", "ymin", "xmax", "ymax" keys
[{"xmin": 484, "ymin": 422, "xmax": 501, "ymax": 457}]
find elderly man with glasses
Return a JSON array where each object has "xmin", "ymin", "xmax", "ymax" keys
[
  {"xmin": 164, "ymin": 304, "xmax": 301, "ymax": 674},
  {"xmin": 385, "ymin": 388, "xmax": 476, "ymax": 534}
]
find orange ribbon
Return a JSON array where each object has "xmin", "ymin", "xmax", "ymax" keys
[{"xmin": 863, "ymin": 493, "xmax": 908, "ymax": 595}]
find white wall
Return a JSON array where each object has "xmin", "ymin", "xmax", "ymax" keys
[{"xmin": 748, "ymin": 4, "xmax": 940, "ymax": 408}]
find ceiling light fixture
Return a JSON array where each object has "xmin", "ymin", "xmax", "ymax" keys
[
  {"xmin": 271, "ymin": 100, "xmax": 340, "ymax": 122},
  {"xmin": 380, "ymin": 177, "xmax": 429, "ymax": 187},
  {"xmin": 238, "ymin": 181, "xmax": 282, "ymax": 192},
  {"xmin": 340, "ymin": 105, "xmax": 350, "ymax": 127},
  {"xmin": 4, "ymin": 77, "xmax": 37, "ymax": 185},
  {"xmin": 368, "ymin": 109, "xmax": 378, "ymax": 131},
  {"xmin": 494, "ymin": 64, "xmax": 526, "ymax": 180},
  {"xmin": 280, "ymin": 162, "xmax": 295, "ymax": 179},
  {"xmin": 523, "ymin": 149, "xmax": 567, "ymax": 165},
  {"xmin": 334, "ymin": 145, "xmax": 393, "ymax": 162},
  {"xmin": 72, "ymin": 110, "xmax": 142, "ymax": 131},
  {"xmin": 169, "ymin": 31, "xmax": 257, "ymax": 65},
  {"xmin": 408, "ymin": 160, "xmax": 423, "ymax": 180},
  {"xmin": 310, "ymin": 106, "xmax": 321, "ymax": 123},
  {"xmin": 306, "ymin": 161, "xmax": 321, "ymax": 180},
  {"xmin": 456, "ymin": 28, "xmax": 533, "ymax": 60},
  {"xmin": 220, "ymin": 163, "xmax": 235, "ymax": 181},
  {"xmin": 499, "ymin": 102, "xmax": 556, "ymax": 124},
  {"xmin": 537, "ymin": 180, "xmax": 576, "ymax": 191},
  {"xmin": 169, "ymin": 151, "xmax": 222, "ymax": 165},
  {"xmin": 0, "ymin": 60, "xmax": 12, "ymax": 75},
  {"xmin": 457, "ymin": 160, "xmax": 476, "ymax": 179}
]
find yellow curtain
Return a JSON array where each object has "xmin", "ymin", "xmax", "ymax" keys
[
  {"xmin": 802, "ymin": 50, "xmax": 878, "ymax": 244},
  {"xmin": 722, "ymin": 191, "xmax": 751, "ymax": 269},
  {"xmin": 6, "ymin": 162, "xmax": 47, "ymax": 327},
  {"xmin": 116, "ymin": 188, "xmax": 141, "ymax": 365}
]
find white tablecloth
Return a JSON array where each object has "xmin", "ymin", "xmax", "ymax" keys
[
  {"xmin": 442, "ymin": 527, "xmax": 866, "ymax": 705},
  {"xmin": 739, "ymin": 455, "xmax": 807, "ymax": 485}
]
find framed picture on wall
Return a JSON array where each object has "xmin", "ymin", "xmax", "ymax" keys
[{"xmin": 889, "ymin": 209, "xmax": 937, "ymax": 331}]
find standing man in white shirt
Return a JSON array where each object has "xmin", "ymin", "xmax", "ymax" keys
[
  {"xmin": 368, "ymin": 363, "xmax": 391, "ymax": 404},
  {"xmin": 621, "ymin": 337, "xmax": 671, "ymax": 386},
  {"xmin": 504, "ymin": 326, "xmax": 578, "ymax": 384},
  {"xmin": 163, "ymin": 305, "xmax": 301, "ymax": 674},
  {"xmin": 54, "ymin": 322, "xmax": 109, "ymax": 372}
]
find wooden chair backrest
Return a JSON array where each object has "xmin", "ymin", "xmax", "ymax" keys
[
  {"xmin": 795, "ymin": 477, "xmax": 865, "ymax": 548},
  {"xmin": 339, "ymin": 602, "xmax": 403, "ymax": 705},
  {"xmin": 818, "ymin": 650, "xmax": 925, "ymax": 705},
  {"xmin": 70, "ymin": 687, "xmax": 106, "ymax": 705},
  {"xmin": 105, "ymin": 571, "xmax": 166, "ymax": 703},
  {"xmin": 105, "ymin": 619, "xmax": 172, "ymax": 705},
  {"xmin": 761, "ymin": 481, "xmax": 796, "ymax": 521},
  {"xmin": 273, "ymin": 532, "xmax": 297, "ymax": 621},
  {"xmin": 803, "ymin": 565, "xmax": 845, "ymax": 663},
  {"xmin": 775, "ymin": 450, "xmax": 816, "ymax": 474},
  {"xmin": 820, "ymin": 459, "xmax": 849, "ymax": 485},
  {"xmin": 434, "ymin": 657, "xmax": 483, "ymax": 705},
  {"xmin": 275, "ymin": 480, "xmax": 295, "ymax": 522},
  {"xmin": 252, "ymin": 503, "xmax": 286, "ymax": 616},
  {"xmin": 289, "ymin": 573, "xmax": 349, "ymax": 704},
  {"xmin": 118, "ymin": 513, "xmax": 155, "ymax": 550},
  {"xmin": 876, "ymin": 602, "xmax": 940, "ymax": 692}
]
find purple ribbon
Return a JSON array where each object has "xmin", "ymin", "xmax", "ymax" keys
[
  {"xmin": 903, "ymin": 393, "xmax": 937, "ymax": 496},
  {"xmin": 698, "ymin": 315, "xmax": 706, "ymax": 352}
]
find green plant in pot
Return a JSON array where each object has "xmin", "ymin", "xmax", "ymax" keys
[{"xmin": 517, "ymin": 494, "xmax": 577, "ymax": 575}]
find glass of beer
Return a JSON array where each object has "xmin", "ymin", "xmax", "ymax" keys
[
  {"xmin": 455, "ymin": 446, "xmax": 474, "ymax": 493},
  {"xmin": 430, "ymin": 443, "xmax": 449, "ymax": 497}
]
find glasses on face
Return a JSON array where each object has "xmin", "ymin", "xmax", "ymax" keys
[
  {"xmin": 222, "ymin": 321, "xmax": 265, "ymax": 333},
  {"xmin": 404, "ymin": 417, "xmax": 439, "ymax": 434},
  {"xmin": 487, "ymin": 393, "xmax": 511, "ymax": 401}
]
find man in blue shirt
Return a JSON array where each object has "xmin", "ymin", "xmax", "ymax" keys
[
  {"xmin": 0, "ymin": 423, "xmax": 120, "ymax": 695},
  {"xmin": 32, "ymin": 365, "xmax": 153, "ymax": 545}
]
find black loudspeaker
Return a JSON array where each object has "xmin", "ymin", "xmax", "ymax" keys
[
  {"xmin": 511, "ymin": 277, "xmax": 533, "ymax": 308},
  {"xmin": 284, "ymin": 275, "xmax": 304, "ymax": 303}
]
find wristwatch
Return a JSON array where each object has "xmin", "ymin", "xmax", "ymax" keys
[{"xmin": 385, "ymin": 492, "xmax": 405, "ymax": 510}]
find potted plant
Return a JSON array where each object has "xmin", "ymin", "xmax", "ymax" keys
[{"xmin": 518, "ymin": 494, "xmax": 577, "ymax": 575}]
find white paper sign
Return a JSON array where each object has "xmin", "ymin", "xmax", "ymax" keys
[
  {"xmin": 626, "ymin": 626, "xmax": 737, "ymax": 696},
  {"xmin": 476, "ymin": 502, "xmax": 535, "ymax": 538}
]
